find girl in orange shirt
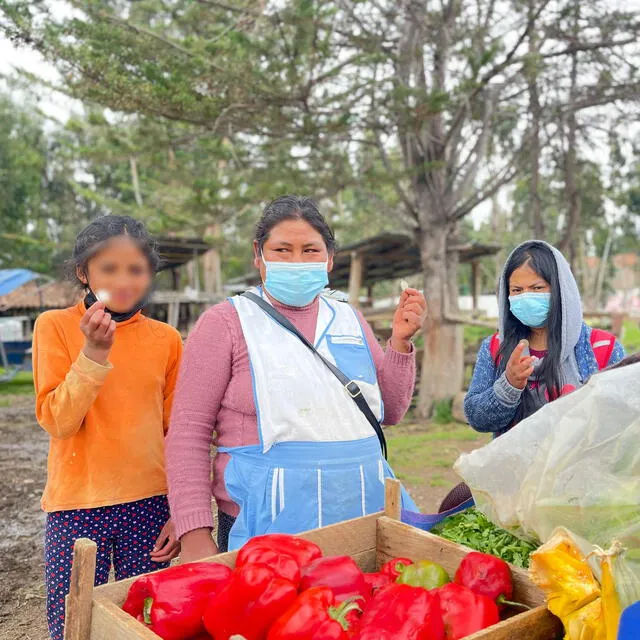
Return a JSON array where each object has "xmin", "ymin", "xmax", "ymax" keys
[{"xmin": 32, "ymin": 216, "xmax": 183, "ymax": 640}]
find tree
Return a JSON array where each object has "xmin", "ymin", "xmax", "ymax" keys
[
  {"xmin": 0, "ymin": 91, "xmax": 91, "ymax": 273},
  {"xmin": 3, "ymin": 0, "xmax": 639, "ymax": 413}
]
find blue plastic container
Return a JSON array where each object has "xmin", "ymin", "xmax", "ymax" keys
[{"xmin": 618, "ymin": 601, "xmax": 640, "ymax": 639}]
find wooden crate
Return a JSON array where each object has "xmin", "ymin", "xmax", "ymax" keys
[{"xmin": 64, "ymin": 481, "xmax": 562, "ymax": 640}]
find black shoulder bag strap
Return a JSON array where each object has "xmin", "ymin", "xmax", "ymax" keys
[{"xmin": 242, "ymin": 291, "xmax": 387, "ymax": 459}]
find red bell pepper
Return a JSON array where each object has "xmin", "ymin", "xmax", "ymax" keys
[
  {"xmin": 363, "ymin": 572, "xmax": 392, "ymax": 596},
  {"xmin": 454, "ymin": 551, "xmax": 524, "ymax": 610},
  {"xmin": 236, "ymin": 534, "xmax": 322, "ymax": 586},
  {"xmin": 204, "ymin": 563, "xmax": 298, "ymax": 640},
  {"xmin": 355, "ymin": 583, "xmax": 445, "ymax": 640},
  {"xmin": 300, "ymin": 556, "xmax": 370, "ymax": 603},
  {"xmin": 436, "ymin": 583, "xmax": 500, "ymax": 640},
  {"xmin": 267, "ymin": 587, "xmax": 361, "ymax": 640},
  {"xmin": 122, "ymin": 562, "xmax": 233, "ymax": 640},
  {"xmin": 380, "ymin": 557, "xmax": 414, "ymax": 579}
]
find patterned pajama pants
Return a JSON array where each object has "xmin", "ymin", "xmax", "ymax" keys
[{"xmin": 44, "ymin": 495, "xmax": 170, "ymax": 640}]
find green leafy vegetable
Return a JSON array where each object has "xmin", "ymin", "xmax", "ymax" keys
[{"xmin": 431, "ymin": 509, "xmax": 539, "ymax": 569}]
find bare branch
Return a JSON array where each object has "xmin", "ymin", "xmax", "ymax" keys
[
  {"xmin": 450, "ymin": 87, "xmax": 499, "ymax": 203},
  {"xmin": 445, "ymin": 0, "xmax": 553, "ymax": 146},
  {"xmin": 373, "ymin": 130, "xmax": 418, "ymax": 222},
  {"xmin": 450, "ymin": 159, "xmax": 519, "ymax": 221}
]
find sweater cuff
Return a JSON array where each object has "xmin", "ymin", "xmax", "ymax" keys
[
  {"xmin": 493, "ymin": 371, "xmax": 524, "ymax": 406},
  {"xmin": 174, "ymin": 509, "xmax": 215, "ymax": 540},
  {"xmin": 385, "ymin": 339, "xmax": 416, "ymax": 365},
  {"xmin": 72, "ymin": 351, "xmax": 113, "ymax": 383}
]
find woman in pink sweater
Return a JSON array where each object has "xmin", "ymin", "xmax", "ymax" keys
[{"xmin": 166, "ymin": 196, "xmax": 427, "ymax": 560}]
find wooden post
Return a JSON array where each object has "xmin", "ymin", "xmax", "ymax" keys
[
  {"xmin": 348, "ymin": 251, "xmax": 363, "ymax": 307},
  {"xmin": 384, "ymin": 478, "xmax": 401, "ymax": 521},
  {"xmin": 471, "ymin": 259, "xmax": 481, "ymax": 312},
  {"xmin": 64, "ymin": 538, "xmax": 97, "ymax": 640},
  {"xmin": 168, "ymin": 301, "xmax": 181, "ymax": 328}
]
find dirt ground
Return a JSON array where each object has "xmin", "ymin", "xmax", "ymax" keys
[
  {"xmin": 0, "ymin": 395, "xmax": 488, "ymax": 640},
  {"xmin": 0, "ymin": 395, "xmax": 49, "ymax": 640}
]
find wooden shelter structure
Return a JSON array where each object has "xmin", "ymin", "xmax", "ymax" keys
[
  {"xmin": 230, "ymin": 232, "xmax": 501, "ymax": 310},
  {"xmin": 148, "ymin": 236, "xmax": 223, "ymax": 332},
  {"xmin": 332, "ymin": 233, "xmax": 501, "ymax": 308}
]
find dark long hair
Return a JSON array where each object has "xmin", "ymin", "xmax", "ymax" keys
[
  {"xmin": 255, "ymin": 195, "xmax": 336, "ymax": 253},
  {"xmin": 497, "ymin": 242, "xmax": 564, "ymax": 421},
  {"xmin": 67, "ymin": 215, "xmax": 160, "ymax": 286}
]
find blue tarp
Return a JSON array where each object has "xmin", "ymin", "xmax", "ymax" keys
[{"xmin": 0, "ymin": 269, "xmax": 39, "ymax": 297}]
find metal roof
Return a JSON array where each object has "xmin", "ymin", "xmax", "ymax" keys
[
  {"xmin": 0, "ymin": 269, "xmax": 39, "ymax": 297},
  {"xmin": 155, "ymin": 236, "xmax": 212, "ymax": 270}
]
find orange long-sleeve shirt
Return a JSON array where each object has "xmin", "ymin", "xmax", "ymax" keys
[{"xmin": 33, "ymin": 301, "xmax": 183, "ymax": 512}]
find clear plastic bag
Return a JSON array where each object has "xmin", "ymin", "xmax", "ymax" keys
[{"xmin": 454, "ymin": 362, "xmax": 640, "ymax": 579}]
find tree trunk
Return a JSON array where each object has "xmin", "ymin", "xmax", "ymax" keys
[
  {"xmin": 527, "ymin": 0, "xmax": 544, "ymax": 239},
  {"xmin": 129, "ymin": 156, "xmax": 143, "ymax": 207},
  {"xmin": 416, "ymin": 223, "xmax": 464, "ymax": 417},
  {"xmin": 203, "ymin": 223, "xmax": 223, "ymax": 295},
  {"xmin": 558, "ymin": 3, "xmax": 581, "ymax": 267},
  {"xmin": 593, "ymin": 230, "xmax": 613, "ymax": 309}
]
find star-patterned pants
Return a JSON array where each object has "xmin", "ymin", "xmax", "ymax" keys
[{"xmin": 44, "ymin": 495, "xmax": 170, "ymax": 640}]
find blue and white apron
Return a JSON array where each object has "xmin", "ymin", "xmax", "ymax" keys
[{"xmin": 223, "ymin": 288, "xmax": 417, "ymax": 550}]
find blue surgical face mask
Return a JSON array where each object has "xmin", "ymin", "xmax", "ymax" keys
[
  {"xmin": 262, "ymin": 255, "xmax": 329, "ymax": 307},
  {"xmin": 509, "ymin": 292, "xmax": 551, "ymax": 328}
]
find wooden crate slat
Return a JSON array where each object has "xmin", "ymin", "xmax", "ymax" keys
[
  {"xmin": 376, "ymin": 517, "xmax": 546, "ymax": 608},
  {"xmin": 95, "ymin": 513, "xmax": 380, "ymax": 606},
  {"xmin": 291, "ymin": 512, "xmax": 379, "ymax": 558},
  {"xmin": 464, "ymin": 606, "xmax": 563, "ymax": 640},
  {"xmin": 90, "ymin": 599, "xmax": 161, "ymax": 640},
  {"xmin": 64, "ymin": 538, "xmax": 97, "ymax": 640}
]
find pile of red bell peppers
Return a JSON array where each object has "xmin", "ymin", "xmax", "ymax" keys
[{"xmin": 122, "ymin": 535, "xmax": 526, "ymax": 640}]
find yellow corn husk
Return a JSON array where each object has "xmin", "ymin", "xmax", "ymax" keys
[
  {"xmin": 529, "ymin": 528, "xmax": 601, "ymax": 620},
  {"xmin": 597, "ymin": 544, "xmax": 622, "ymax": 640},
  {"xmin": 563, "ymin": 598, "xmax": 606, "ymax": 640},
  {"xmin": 590, "ymin": 541, "xmax": 640, "ymax": 640}
]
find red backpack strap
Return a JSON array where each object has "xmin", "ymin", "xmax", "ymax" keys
[
  {"xmin": 589, "ymin": 328, "xmax": 616, "ymax": 370},
  {"xmin": 489, "ymin": 332, "xmax": 501, "ymax": 364}
]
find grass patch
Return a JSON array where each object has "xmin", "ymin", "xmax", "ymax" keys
[
  {"xmin": 395, "ymin": 471, "xmax": 424, "ymax": 484},
  {"xmin": 622, "ymin": 319, "xmax": 640, "ymax": 354},
  {"xmin": 432, "ymin": 398, "xmax": 454, "ymax": 424},
  {"xmin": 388, "ymin": 423, "xmax": 488, "ymax": 477},
  {"xmin": 429, "ymin": 474, "xmax": 448, "ymax": 488},
  {"xmin": 0, "ymin": 370, "xmax": 35, "ymax": 396}
]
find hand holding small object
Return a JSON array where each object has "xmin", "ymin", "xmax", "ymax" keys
[
  {"xmin": 95, "ymin": 289, "xmax": 110, "ymax": 304},
  {"xmin": 505, "ymin": 340, "xmax": 536, "ymax": 389},
  {"xmin": 391, "ymin": 287, "xmax": 428, "ymax": 352},
  {"xmin": 80, "ymin": 301, "xmax": 116, "ymax": 365}
]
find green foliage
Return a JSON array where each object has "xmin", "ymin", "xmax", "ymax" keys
[
  {"xmin": 622, "ymin": 320, "xmax": 640, "ymax": 355},
  {"xmin": 432, "ymin": 398, "xmax": 454, "ymax": 425},
  {"xmin": 432, "ymin": 509, "xmax": 539, "ymax": 569},
  {"xmin": 464, "ymin": 325, "xmax": 495, "ymax": 348}
]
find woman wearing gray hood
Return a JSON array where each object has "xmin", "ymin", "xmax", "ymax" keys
[{"xmin": 464, "ymin": 240, "xmax": 625, "ymax": 436}]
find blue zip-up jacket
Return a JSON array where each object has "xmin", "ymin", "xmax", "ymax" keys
[{"xmin": 464, "ymin": 323, "xmax": 625, "ymax": 435}]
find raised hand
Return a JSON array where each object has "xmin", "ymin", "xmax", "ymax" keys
[
  {"xmin": 505, "ymin": 340, "xmax": 536, "ymax": 390},
  {"xmin": 80, "ymin": 301, "xmax": 116, "ymax": 365},
  {"xmin": 391, "ymin": 288, "xmax": 428, "ymax": 353}
]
